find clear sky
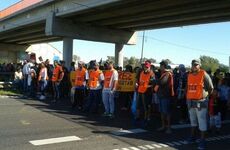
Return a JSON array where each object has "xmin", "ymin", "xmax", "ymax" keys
[{"xmin": 1, "ymin": 0, "xmax": 230, "ymax": 66}]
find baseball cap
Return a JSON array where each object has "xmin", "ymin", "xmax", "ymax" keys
[
  {"xmin": 78, "ymin": 61, "xmax": 84, "ymax": 65},
  {"xmin": 160, "ymin": 60, "xmax": 168, "ymax": 67},
  {"xmin": 179, "ymin": 64, "xmax": 185, "ymax": 69},
  {"xmin": 93, "ymin": 62, "xmax": 99, "ymax": 66},
  {"xmin": 144, "ymin": 61, "xmax": 151, "ymax": 68},
  {"xmin": 191, "ymin": 59, "xmax": 201, "ymax": 65}
]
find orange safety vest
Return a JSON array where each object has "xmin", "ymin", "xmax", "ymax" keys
[
  {"xmin": 75, "ymin": 68, "xmax": 86, "ymax": 86},
  {"xmin": 186, "ymin": 69, "xmax": 205, "ymax": 100},
  {"xmin": 88, "ymin": 69, "xmax": 102, "ymax": 88},
  {"xmin": 104, "ymin": 69, "xmax": 114, "ymax": 88},
  {"xmin": 138, "ymin": 71, "xmax": 153, "ymax": 93},
  {"xmin": 52, "ymin": 65, "xmax": 62, "ymax": 82}
]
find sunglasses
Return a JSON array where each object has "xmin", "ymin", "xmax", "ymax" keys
[{"xmin": 192, "ymin": 64, "xmax": 199, "ymax": 66}]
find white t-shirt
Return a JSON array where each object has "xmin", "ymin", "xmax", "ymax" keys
[
  {"xmin": 22, "ymin": 62, "xmax": 33, "ymax": 75},
  {"xmin": 40, "ymin": 68, "xmax": 47, "ymax": 80},
  {"xmin": 14, "ymin": 71, "xmax": 23, "ymax": 81}
]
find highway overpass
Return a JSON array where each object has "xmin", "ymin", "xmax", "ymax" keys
[{"xmin": 0, "ymin": 0, "xmax": 230, "ymax": 67}]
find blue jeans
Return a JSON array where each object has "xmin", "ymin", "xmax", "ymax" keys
[
  {"xmin": 52, "ymin": 81, "xmax": 60, "ymax": 99},
  {"xmin": 102, "ymin": 89, "xmax": 115, "ymax": 114},
  {"xmin": 85, "ymin": 89, "xmax": 101, "ymax": 112},
  {"xmin": 39, "ymin": 80, "xmax": 47, "ymax": 95}
]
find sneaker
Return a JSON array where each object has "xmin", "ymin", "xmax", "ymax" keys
[
  {"xmin": 102, "ymin": 112, "xmax": 109, "ymax": 117},
  {"xmin": 197, "ymin": 139, "xmax": 206, "ymax": 150},
  {"xmin": 39, "ymin": 95, "xmax": 46, "ymax": 100},
  {"xmin": 165, "ymin": 128, "xmax": 172, "ymax": 134},
  {"xmin": 108, "ymin": 113, "xmax": 115, "ymax": 119},
  {"xmin": 186, "ymin": 136, "xmax": 196, "ymax": 144},
  {"xmin": 157, "ymin": 127, "xmax": 165, "ymax": 132}
]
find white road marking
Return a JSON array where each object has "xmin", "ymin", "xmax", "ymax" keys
[
  {"xmin": 172, "ymin": 120, "xmax": 230, "ymax": 129},
  {"xmin": 111, "ymin": 128, "xmax": 147, "ymax": 136},
  {"xmin": 172, "ymin": 141, "xmax": 182, "ymax": 145},
  {"xmin": 20, "ymin": 120, "xmax": 31, "ymax": 125},
  {"xmin": 152, "ymin": 144, "xmax": 162, "ymax": 148},
  {"xmin": 165, "ymin": 142, "xmax": 175, "ymax": 146},
  {"xmin": 29, "ymin": 136, "xmax": 82, "ymax": 146},
  {"xmin": 138, "ymin": 146, "xmax": 148, "ymax": 149},
  {"xmin": 130, "ymin": 147, "xmax": 140, "ymax": 150},
  {"xmin": 144, "ymin": 145, "xmax": 155, "ymax": 149},
  {"xmin": 158, "ymin": 143, "xmax": 169, "ymax": 147},
  {"xmin": 178, "ymin": 140, "xmax": 188, "ymax": 144},
  {"xmin": 113, "ymin": 134, "xmax": 230, "ymax": 150}
]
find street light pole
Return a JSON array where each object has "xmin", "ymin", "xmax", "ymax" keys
[{"xmin": 140, "ymin": 30, "xmax": 145, "ymax": 63}]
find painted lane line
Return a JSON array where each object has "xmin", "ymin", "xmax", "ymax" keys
[
  {"xmin": 114, "ymin": 134, "xmax": 230, "ymax": 150},
  {"xmin": 158, "ymin": 143, "xmax": 169, "ymax": 147},
  {"xmin": 172, "ymin": 141, "xmax": 182, "ymax": 146},
  {"xmin": 172, "ymin": 120, "xmax": 230, "ymax": 129},
  {"xmin": 20, "ymin": 120, "xmax": 31, "ymax": 125},
  {"xmin": 130, "ymin": 147, "xmax": 140, "ymax": 150},
  {"xmin": 151, "ymin": 144, "xmax": 162, "ymax": 148},
  {"xmin": 144, "ymin": 145, "xmax": 155, "ymax": 149},
  {"xmin": 165, "ymin": 142, "xmax": 175, "ymax": 146},
  {"xmin": 138, "ymin": 146, "xmax": 148, "ymax": 149},
  {"xmin": 178, "ymin": 140, "xmax": 188, "ymax": 144},
  {"xmin": 29, "ymin": 136, "xmax": 82, "ymax": 146},
  {"xmin": 111, "ymin": 128, "xmax": 147, "ymax": 136}
]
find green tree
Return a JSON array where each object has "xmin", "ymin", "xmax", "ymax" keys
[
  {"xmin": 128, "ymin": 56, "xmax": 138, "ymax": 66},
  {"xmin": 200, "ymin": 55, "xmax": 219, "ymax": 72},
  {"xmin": 219, "ymin": 63, "xmax": 229, "ymax": 72},
  {"xmin": 106, "ymin": 56, "xmax": 115, "ymax": 63},
  {"xmin": 142, "ymin": 57, "xmax": 156, "ymax": 63}
]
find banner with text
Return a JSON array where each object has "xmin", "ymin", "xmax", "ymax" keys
[{"xmin": 117, "ymin": 72, "xmax": 136, "ymax": 92}]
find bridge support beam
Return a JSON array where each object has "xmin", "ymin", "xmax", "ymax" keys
[
  {"xmin": 45, "ymin": 13, "xmax": 137, "ymax": 45},
  {"xmin": 63, "ymin": 38, "xmax": 73, "ymax": 69},
  {"xmin": 115, "ymin": 43, "xmax": 124, "ymax": 68}
]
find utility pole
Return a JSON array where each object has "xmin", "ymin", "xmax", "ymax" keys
[
  {"xmin": 140, "ymin": 31, "xmax": 145, "ymax": 63},
  {"xmin": 229, "ymin": 56, "xmax": 230, "ymax": 72}
]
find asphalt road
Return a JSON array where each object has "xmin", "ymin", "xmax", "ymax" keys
[{"xmin": 0, "ymin": 96, "xmax": 229, "ymax": 150}]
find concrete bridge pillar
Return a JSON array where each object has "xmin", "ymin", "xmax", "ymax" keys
[
  {"xmin": 63, "ymin": 37, "xmax": 73, "ymax": 69},
  {"xmin": 115, "ymin": 43, "xmax": 124, "ymax": 68}
]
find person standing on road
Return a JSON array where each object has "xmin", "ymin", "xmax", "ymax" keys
[
  {"xmin": 51, "ymin": 60, "xmax": 64, "ymax": 102},
  {"xmin": 136, "ymin": 60, "xmax": 155, "ymax": 125},
  {"xmin": 186, "ymin": 59, "xmax": 213, "ymax": 150},
  {"xmin": 38, "ymin": 62, "xmax": 48, "ymax": 100},
  {"xmin": 84, "ymin": 62, "xmax": 104, "ymax": 113},
  {"xmin": 155, "ymin": 60, "xmax": 174, "ymax": 134},
  {"xmin": 102, "ymin": 61, "xmax": 118, "ymax": 118},
  {"xmin": 70, "ymin": 61, "xmax": 88, "ymax": 110}
]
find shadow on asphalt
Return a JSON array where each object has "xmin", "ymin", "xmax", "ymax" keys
[{"xmin": 12, "ymin": 95, "xmax": 230, "ymax": 150}]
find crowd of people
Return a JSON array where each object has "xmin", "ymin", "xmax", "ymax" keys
[{"xmin": 10, "ymin": 58, "xmax": 230, "ymax": 150}]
